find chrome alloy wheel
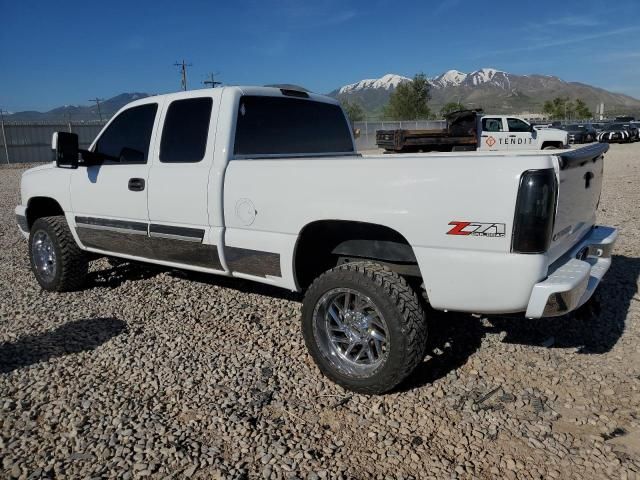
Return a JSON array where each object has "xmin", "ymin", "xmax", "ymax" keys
[
  {"xmin": 32, "ymin": 230, "xmax": 57, "ymax": 282},
  {"xmin": 312, "ymin": 288, "xmax": 389, "ymax": 377}
]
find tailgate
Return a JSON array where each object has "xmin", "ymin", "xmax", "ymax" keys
[{"xmin": 548, "ymin": 144, "xmax": 608, "ymax": 262}]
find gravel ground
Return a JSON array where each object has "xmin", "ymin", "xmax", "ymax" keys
[{"xmin": 1, "ymin": 144, "xmax": 639, "ymax": 479}]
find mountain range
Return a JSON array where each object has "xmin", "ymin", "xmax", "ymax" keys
[
  {"xmin": 329, "ymin": 68, "xmax": 640, "ymax": 117},
  {"xmin": 6, "ymin": 93, "xmax": 150, "ymax": 122},
  {"xmin": 6, "ymin": 68, "xmax": 640, "ymax": 121}
]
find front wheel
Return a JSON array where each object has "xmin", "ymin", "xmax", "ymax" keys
[
  {"xmin": 29, "ymin": 216, "xmax": 88, "ymax": 292},
  {"xmin": 301, "ymin": 262, "xmax": 428, "ymax": 394}
]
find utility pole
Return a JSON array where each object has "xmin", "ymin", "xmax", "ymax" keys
[
  {"xmin": 89, "ymin": 98, "xmax": 104, "ymax": 122},
  {"xmin": 0, "ymin": 109, "xmax": 9, "ymax": 164},
  {"xmin": 174, "ymin": 60, "xmax": 192, "ymax": 91},
  {"xmin": 203, "ymin": 72, "xmax": 222, "ymax": 88}
]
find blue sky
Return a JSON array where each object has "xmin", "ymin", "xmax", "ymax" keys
[{"xmin": 1, "ymin": 0, "xmax": 639, "ymax": 111}]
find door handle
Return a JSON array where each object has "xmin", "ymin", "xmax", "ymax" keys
[
  {"xmin": 128, "ymin": 178, "xmax": 145, "ymax": 192},
  {"xmin": 509, "ymin": 135, "xmax": 517, "ymax": 137}
]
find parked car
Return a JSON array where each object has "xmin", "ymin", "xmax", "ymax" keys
[
  {"xmin": 562, "ymin": 124, "xmax": 597, "ymax": 144},
  {"xmin": 597, "ymin": 123, "xmax": 637, "ymax": 143},
  {"xmin": 591, "ymin": 122, "xmax": 606, "ymax": 134},
  {"xmin": 622, "ymin": 123, "xmax": 640, "ymax": 141},
  {"xmin": 15, "ymin": 87, "xmax": 617, "ymax": 394},
  {"xmin": 376, "ymin": 111, "xmax": 568, "ymax": 152}
]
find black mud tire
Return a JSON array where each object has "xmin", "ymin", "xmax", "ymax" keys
[
  {"xmin": 301, "ymin": 261, "xmax": 428, "ymax": 394},
  {"xmin": 29, "ymin": 216, "xmax": 88, "ymax": 292}
]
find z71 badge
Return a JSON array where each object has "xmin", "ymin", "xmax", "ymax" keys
[{"xmin": 447, "ymin": 221, "xmax": 506, "ymax": 238}]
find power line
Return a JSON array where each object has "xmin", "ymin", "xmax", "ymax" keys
[
  {"xmin": 173, "ymin": 60, "xmax": 192, "ymax": 91},
  {"xmin": 88, "ymin": 98, "xmax": 104, "ymax": 122},
  {"xmin": 204, "ymin": 72, "xmax": 222, "ymax": 88}
]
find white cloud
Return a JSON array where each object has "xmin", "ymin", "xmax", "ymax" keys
[
  {"xmin": 476, "ymin": 26, "xmax": 640, "ymax": 56},
  {"xmin": 431, "ymin": 0, "xmax": 462, "ymax": 16},
  {"xmin": 543, "ymin": 15, "xmax": 601, "ymax": 27}
]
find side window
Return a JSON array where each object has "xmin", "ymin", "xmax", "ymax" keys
[
  {"xmin": 507, "ymin": 118, "xmax": 531, "ymax": 132},
  {"xmin": 482, "ymin": 118, "xmax": 503, "ymax": 132},
  {"xmin": 160, "ymin": 97, "xmax": 213, "ymax": 163},
  {"xmin": 95, "ymin": 103, "xmax": 158, "ymax": 163}
]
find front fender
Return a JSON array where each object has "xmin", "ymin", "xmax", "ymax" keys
[{"xmin": 20, "ymin": 163, "xmax": 72, "ymax": 213}]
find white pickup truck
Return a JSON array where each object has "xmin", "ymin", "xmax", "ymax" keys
[
  {"xmin": 376, "ymin": 111, "xmax": 568, "ymax": 152},
  {"xmin": 15, "ymin": 87, "xmax": 617, "ymax": 393}
]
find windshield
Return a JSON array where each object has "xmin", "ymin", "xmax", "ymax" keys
[
  {"xmin": 605, "ymin": 124, "xmax": 624, "ymax": 131},
  {"xmin": 566, "ymin": 124, "xmax": 582, "ymax": 130}
]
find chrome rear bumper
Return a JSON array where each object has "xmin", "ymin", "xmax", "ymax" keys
[{"xmin": 525, "ymin": 226, "xmax": 617, "ymax": 318}]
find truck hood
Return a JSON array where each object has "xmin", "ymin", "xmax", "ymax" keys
[
  {"xmin": 537, "ymin": 127, "xmax": 565, "ymax": 133},
  {"xmin": 22, "ymin": 162, "xmax": 56, "ymax": 177}
]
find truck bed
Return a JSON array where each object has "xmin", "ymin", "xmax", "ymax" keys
[{"xmin": 376, "ymin": 128, "xmax": 477, "ymax": 152}]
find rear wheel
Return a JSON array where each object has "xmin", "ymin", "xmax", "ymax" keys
[
  {"xmin": 301, "ymin": 261, "xmax": 428, "ymax": 394},
  {"xmin": 29, "ymin": 216, "xmax": 88, "ymax": 292}
]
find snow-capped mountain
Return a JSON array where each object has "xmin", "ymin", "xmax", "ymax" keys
[
  {"xmin": 465, "ymin": 68, "xmax": 511, "ymax": 88},
  {"xmin": 339, "ymin": 74, "xmax": 411, "ymax": 94},
  {"xmin": 330, "ymin": 67, "xmax": 640, "ymax": 116},
  {"xmin": 339, "ymin": 68, "xmax": 513, "ymax": 92},
  {"xmin": 432, "ymin": 70, "xmax": 468, "ymax": 88}
]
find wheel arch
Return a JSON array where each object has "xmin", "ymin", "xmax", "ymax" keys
[
  {"xmin": 25, "ymin": 196, "xmax": 65, "ymax": 229},
  {"xmin": 293, "ymin": 219, "xmax": 422, "ymax": 290},
  {"xmin": 541, "ymin": 141, "xmax": 564, "ymax": 150}
]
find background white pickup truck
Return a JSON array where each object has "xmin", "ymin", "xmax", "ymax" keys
[
  {"xmin": 15, "ymin": 87, "xmax": 617, "ymax": 393},
  {"xmin": 376, "ymin": 111, "xmax": 568, "ymax": 152},
  {"xmin": 477, "ymin": 115, "xmax": 568, "ymax": 150}
]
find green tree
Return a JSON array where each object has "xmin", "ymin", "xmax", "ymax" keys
[
  {"xmin": 340, "ymin": 100, "xmax": 365, "ymax": 123},
  {"xmin": 543, "ymin": 97, "xmax": 569, "ymax": 119},
  {"xmin": 439, "ymin": 102, "xmax": 465, "ymax": 118},
  {"xmin": 543, "ymin": 96, "xmax": 593, "ymax": 120},
  {"xmin": 383, "ymin": 73, "xmax": 431, "ymax": 120},
  {"xmin": 574, "ymin": 99, "xmax": 592, "ymax": 119}
]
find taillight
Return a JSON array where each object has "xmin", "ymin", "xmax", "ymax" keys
[{"xmin": 511, "ymin": 169, "xmax": 558, "ymax": 254}]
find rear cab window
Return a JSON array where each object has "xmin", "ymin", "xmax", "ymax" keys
[
  {"xmin": 160, "ymin": 97, "xmax": 213, "ymax": 163},
  {"xmin": 233, "ymin": 95, "xmax": 354, "ymax": 157},
  {"xmin": 482, "ymin": 118, "xmax": 504, "ymax": 132}
]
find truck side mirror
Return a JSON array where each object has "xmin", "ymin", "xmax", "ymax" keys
[{"xmin": 52, "ymin": 132, "xmax": 79, "ymax": 169}]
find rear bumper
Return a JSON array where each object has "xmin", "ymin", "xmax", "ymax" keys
[{"xmin": 525, "ymin": 225, "xmax": 617, "ymax": 318}]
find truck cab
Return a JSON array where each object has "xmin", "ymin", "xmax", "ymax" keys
[{"xmin": 477, "ymin": 115, "xmax": 568, "ymax": 151}]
